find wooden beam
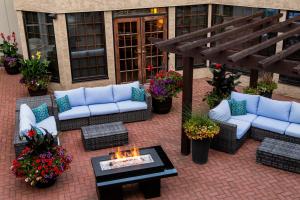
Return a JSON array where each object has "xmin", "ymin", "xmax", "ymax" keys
[
  {"xmin": 181, "ymin": 57, "xmax": 193, "ymax": 155},
  {"xmin": 259, "ymin": 42, "xmax": 300, "ymax": 68},
  {"xmin": 155, "ymin": 12, "xmax": 264, "ymax": 48},
  {"xmin": 202, "ymin": 15, "xmax": 300, "ymax": 56},
  {"xmin": 177, "ymin": 13, "xmax": 282, "ymax": 52},
  {"xmin": 293, "ymin": 65, "xmax": 300, "ymax": 74},
  {"xmin": 228, "ymin": 26, "xmax": 300, "ymax": 63}
]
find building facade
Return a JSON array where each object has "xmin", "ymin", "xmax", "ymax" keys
[{"xmin": 12, "ymin": 0, "xmax": 300, "ymax": 98}]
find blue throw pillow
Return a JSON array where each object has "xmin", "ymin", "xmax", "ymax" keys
[
  {"xmin": 131, "ymin": 87, "xmax": 145, "ymax": 102},
  {"xmin": 230, "ymin": 99, "xmax": 247, "ymax": 116},
  {"xmin": 56, "ymin": 95, "xmax": 72, "ymax": 113},
  {"xmin": 32, "ymin": 103, "xmax": 49, "ymax": 123}
]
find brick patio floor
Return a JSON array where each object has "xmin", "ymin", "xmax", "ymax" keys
[{"xmin": 0, "ymin": 68, "xmax": 299, "ymax": 200}]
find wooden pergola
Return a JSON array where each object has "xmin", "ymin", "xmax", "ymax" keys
[{"xmin": 149, "ymin": 12, "xmax": 300, "ymax": 155}]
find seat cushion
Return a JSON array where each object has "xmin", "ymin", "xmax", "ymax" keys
[
  {"xmin": 285, "ymin": 123, "xmax": 300, "ymax": 138},
  {"xmin": 89, "ymin": 103, "xmax": 119, "ymax": 116},
  {"xmin": 227, "ymin": 118, "xmax": 251, "ymax": 139},
  {"xmin": 58, "ymin": 106, "xmax": 90, "ymax": 120},
  {"xmin": 208, "ymin": 100, "xmax": 231, "ymax": 122},
  {"xmin": 231, "ymin": 113, "xmax": 257, "ymax": 123},
  {"xmin": 54, "ymin": 87, "xmax": 86, "ymax": 107},
  {"xmin": 113, "ymin": 81, "xmax": 139, "ymax": 102},
  {"xmin": 85, "ymin": 85, "xmax": 114, "ymax": 105},
  {"xmin": 257, "ymin": 96, "xmax": 292, "ymax": 121},
  {"xmin": 116, "ymin": 100, "xmax": 147, "ymax": 113},
  {"xmin": 231, "ymin": 91, "xmax": 260, "ymax": 114},
  {"xmin": 36, "ymin": 116, "xmax": 58, "ymax": 136},
  {"xmin": 252, "ymin": 116, "xmax": 290, "ymax": 134},
  {"xmin": 289, "ymin": 102, "xmax": 300, "ymax": 124}
]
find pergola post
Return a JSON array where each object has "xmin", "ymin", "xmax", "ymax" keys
[
  {"xmin": 181, "ymin": 57, "xmax": 194, "ymax": 155},
  {"xmin": 250, "ymin": 69, "xmax": 259, "ymax": 88}
]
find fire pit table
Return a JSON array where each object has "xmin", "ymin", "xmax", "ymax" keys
[{"xmin": 91, "ymin": 145, "xmax": 177, "ymax": 200}]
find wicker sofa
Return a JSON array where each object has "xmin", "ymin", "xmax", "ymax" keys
[
  {"xmin": 209, "ymin": 91, "xmax": 300, "ymax": 154},
  {"xmin": 53, "ymin": 81, "xmax": 152, "ymax": 131}
]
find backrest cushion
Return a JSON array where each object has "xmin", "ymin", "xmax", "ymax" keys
[
  {"xmin": 289, "ymin": 102, "xmax": 300, "ymax": 124},
  {"xmin": 229, "ymin": 99, "xmax": 247, "ymax": 116},
  {"xmin": 20, "ymin": 104, "xmax": 36, "ymax": 124},
  {"xmin": 55, "ymin": 95, "xmax": 72, "ymax": 113},
  {"xmin": 32, "ymin": 103, "xmax": 49, "ymax": 123},
  {"xmin": 208, "ymin": 100, "xmax": 231, "ymax": 122},
  {"xmin": 257, "ymin": 96, "xmax": 292, "ymax": 121},
  {"xmin": 85, "ymin": 85, "xmax": 114, "ymax": 105},
  {"xmin": 113, "ymin": 81, "xmax": 139, "ymax": 102},
  {"xmin": 131, "ymin": 87, "xmax": 145, "ymax": 102},
  {"xmin": 231, "ymin": 91, "xmax": 260, "ymax": 114},
  {"xmin": 54, "ymin": 87, "xmax": 85, "ymax": 107}
]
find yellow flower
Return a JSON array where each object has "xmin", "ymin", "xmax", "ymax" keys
[
  {"xmin": 31, "ymin": 55, "xmax": 35, "ymax": 59},
  {"xmin": 36, "ymin": 51, "xmax": 41, "ymax": 60}
]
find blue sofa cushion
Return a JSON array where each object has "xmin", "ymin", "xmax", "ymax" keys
[
  {"xmin": 116, "ymin": 100, "xmax": 147, "ymax": 113},
  {"xmin": 227, "ymin": 118, "xmax": 251, "ymax": 139},
  {"xmin": 85, "ymin": 85, "xmax": 114, "ymax": 105},
  {"xmin": 36, "ymin": 116, "xmax": 58, "ymax": 136},
  {"xmin": 55, "ymin": 95, "xmax": 72, "ymax": 113},
  {"xmin": 208, "ymin": 100, "xmax": 231, "ymax": 122},
  {"xmin": 113, "ymin": 81, "xmax": 139, "ymax": 102},
  {"xmin": 229, "ymin": 99, "xmax": 247, "ymax": 116},
  {"xmin": 285, "ymin": 123, "xmax": 300, "ymax": 138},
  {"xmin": 252, "ymin": 116, "xmax": 290, "ymax": 134},
  {"xmin": 58, "ymin": 106, "xmax": 90, "ymax": 120},
  {"xmin": 131, "ymin": 87, "xmax": 145, "ymax": 102},
  {"xmin": 54, "ymin": 87, "xmax": 86, "ymax": 107},
  {"xmin": 32, "ymin": 103, "xmax": 49, "ymax": 123},
  {"xmin": 231, "ymin": 91, "xmax": 260, "ymax": 114},
  {"xmin": 88, "ymin": 103, "xmax": 119, "ymax": 116},
  {"xmin": 289, "ymin": 102, "xmax": 300, "ymax": 124},
  {"xmin": 231, "ymin": 113, "xmax": 257, "ymax": 123},
  {"xmin": 257, "ymin": 96, "xmax": 292, "ymax": 121}
]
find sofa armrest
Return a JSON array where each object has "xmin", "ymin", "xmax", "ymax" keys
[
  {"xmin": 145, "ymin": 91, "xmax": 152, "ymax": 111},
  {"xmin": 213, "ymin": 120, "xmax": 237, "ymax": 141},
  {"xmin": 51, "ymin": 94, "xmax": 61, "ymax": 131}
]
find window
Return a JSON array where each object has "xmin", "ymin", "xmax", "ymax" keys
[
  {"xmin": 279, "ymin": 11, "xmax": 300, "ymax": 86},
  {"xmin": 175, "ymin": 5, "xmax": 208, "ymax": 70},
  {"xmin": 23, "ymin": 12, "xmax": 60, "ymax": 82},
  {"xmin": 66, "ymin": 12, "xmax": 108, "ymax": 82}
]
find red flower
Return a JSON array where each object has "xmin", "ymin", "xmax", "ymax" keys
[
  {"xmin": 147, "ymin": 65, "xmax": 154, "ymax": 72},
  {"xmin": 37, "ymin": 166, "xmax": 42, "ymax": 170},
  {"xmin": 215, "ymin": 63, "xmax": 222, "ymax": 69},
  {"xmin": 27, "ymin": 130, "xmax": 35, "ymax": 137}
]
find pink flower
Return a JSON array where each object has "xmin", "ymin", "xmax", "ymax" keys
[
  {"xmin": 0, "ymin": 32, "xmax": 5, "ymax": 40},
  {"xmin": 12, "ymin": 32, "xmax": 16, "ymax": 42},
  {"xmin": 7, "ymin": 35, "xmax": 11, "ymax": 41}
]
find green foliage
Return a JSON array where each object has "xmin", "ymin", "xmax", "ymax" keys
[
  {"xmin": 243, "ymin": 87, "xmax": 258, "ymax": 95},
  {"xmin": 257, "ymin": 81, "xmax": 278, "ymax": 93},
  {"xmin": 203, "ymin": 63, "xmax": 241, "ymax": 109},
  {"xmin": 0, "ymin": 32, "xmax": 18, "ymax": 57}
]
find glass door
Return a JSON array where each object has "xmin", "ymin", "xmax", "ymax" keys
[{"xmin": 114, "ymin": 15, "xmax": 167, "ymax": 83}]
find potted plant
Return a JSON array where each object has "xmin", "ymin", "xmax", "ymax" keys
[
  {"xmin": 203, "ymin": 63, "xmax": 241, "ymax": 109},
  {"xmin": 257, "ymin": 73, "xmax": 277, "ymax": 98},
  {"xmin": 183, "ymin": 114, "xmax": 220, "ymax": 164},
  {"xmin": 149, "ymin": 70, "xmax": 183, "ymax": 114},
  {"xmin": 0, "ymin": 32, "xmax": 22, "ymax": 74},
  {"xmin": 11, "ymin": 128, "xmax": 72, "ymax": 188},
  {"xmin": 20, "ymin": 51, "xmax": 51, "ymax": 96}
]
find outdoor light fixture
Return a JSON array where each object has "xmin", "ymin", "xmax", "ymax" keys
[
  {"xmin": 48, "ymin": 13, "xmax": 57, "ymax": 20},
  {"xmin": 151, "ymin": 8, "xmax": 158, "ymax": 14}
]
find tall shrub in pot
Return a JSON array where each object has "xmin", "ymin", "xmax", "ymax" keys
[{"xmin": 183, "ymin": 114, "xmax": 220, "ymax": 164}]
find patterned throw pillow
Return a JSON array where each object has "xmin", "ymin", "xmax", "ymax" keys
[
  {"xmin": 56, "ymin": 95, "xmax": 72, "ymax": 113},
  {"xmin": 229, "ymin": 99, "xmax": 247, "ymax": 116},
  {"xmin": 32, "ymin": 103, "xmax": 49, "ymax": 123},
  {"xmin": 131, "ymin": 87, "xmax": 145, "ymax": 102}
]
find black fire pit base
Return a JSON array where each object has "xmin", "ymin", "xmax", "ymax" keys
[{"xmin": 139, "ymin": 179, "xmax": 161, "ymax": 199}]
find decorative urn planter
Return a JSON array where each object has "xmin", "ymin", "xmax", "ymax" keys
[
  {"xmin": 3, "ymin": 59, "xmax": 20, "ymax": 75},
  {"xmin": 35, "ymin": 178, "xmax": 57, "ymax": 189},
  {"xmin": 191, "ymin": 138, "xmax": 211, "ymax": 164},
  {"xmin": 152, "ymin": 97, "xmax": 172, "ymax": 114},
  {"xmin": 259, "ymin": 91, "xmax": 273, "ymax": 98},
  {"xmin": 28, "ymin": 88, "xmax": 48, "ymax": 97}
]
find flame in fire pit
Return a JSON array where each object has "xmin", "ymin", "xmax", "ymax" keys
[{"xmin": 111, "ymin": 146, "xmax": 140, "ymax": 160}]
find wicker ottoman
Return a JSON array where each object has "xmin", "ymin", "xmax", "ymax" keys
[
  {"xmin": 256, "ymin": 138, "xmax": 300, "ymax": 174},
  {"xmin": 81, "ymin": 122, "xmax": 128, "ymax": 151}
]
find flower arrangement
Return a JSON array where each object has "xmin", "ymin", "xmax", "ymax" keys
[
  {"xmin": 20, "ymin": 51, "xmax": 51, "ymax": 92},
  {"xmin": 183, "ymin": 114, "xmax": 220, "ymax": 140},
  {"xmin": 11, "ymin": 128, "xmax": 72, "ymax": 187},
  {"xmin": 149, "ymin": 70, "xmax": 183, "ymax": 101},
  {"xmin": 203, "ymin": 63, "xmax": 241, "ymax": 108}
]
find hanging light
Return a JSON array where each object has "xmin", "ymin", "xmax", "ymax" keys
[{"xmin": 151, "ymin": 8, "xmax": 158, "ymax": 14}]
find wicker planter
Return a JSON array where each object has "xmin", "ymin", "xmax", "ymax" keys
[
  {"xmin": 4, "ymin": 60, "xmax": 20, "ymax": 75},
  {"xmin": 192, "ymin": 138, "xmax": 211, "ymax": 164},
  {"xmin": 35, "ymin": 178, "xmax": 57, "ymax": 188},
  {"xmin": 152, "ymin": 97, "xmax": 172, "ymax": 114},
  {"xmin": 28, "ymin": 88, "xmax": 48, "ymax": 96}
]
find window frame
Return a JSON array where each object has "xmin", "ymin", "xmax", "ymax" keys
[{"xmin": 65, "ymin": 12, "xmax": 109, "ymax": 83}]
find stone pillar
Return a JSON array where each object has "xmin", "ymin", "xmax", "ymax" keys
[
  {"xmin": 168, "ymin": 7, "xmax": 176, "ymax": 70},
  {"xmin": 16, "ymin": 11, "xmax": 28, "ymax": 59}
]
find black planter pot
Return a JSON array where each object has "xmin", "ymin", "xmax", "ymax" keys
[
  {"xmin": 35, "ymin": 178, "xmax": 57, "ymax": 188},
  {"xmin": 4, "ymin": 61, "xmax": 20, "ymax": 75},
  {"xmin": 259, "ymin": 91, "xmax": 273, "ymax": 98},
  {"xmin": 192, "ymin": 138, "xmax": 211, "ymax": 164},
  {"xmin": 152, "ymin": 97, "xmax": 172, "ymax": 114},
  {"xmin": 28, "ymin": 88, "xmax": 48, "ymax": 97}
]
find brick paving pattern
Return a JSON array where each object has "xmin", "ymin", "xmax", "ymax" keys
[{"xmin": 0, "ymin": 68, "xmax": 299, "ymax": 200}]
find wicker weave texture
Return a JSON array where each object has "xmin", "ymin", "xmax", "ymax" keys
[
  {"xmin": 16, "ymin": 95, "xmax": 53, "ymax": 114},
  {"xmin": 256, "ymin": 138, "xmax": 300, "ymax": 173},
  {"xmin": 81, "ymin": 122, "xmax": 128, "ymax": 150}
]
